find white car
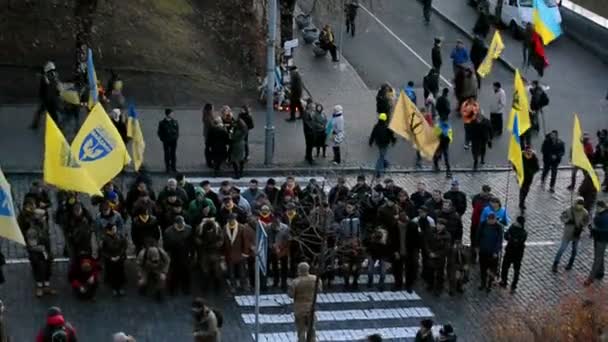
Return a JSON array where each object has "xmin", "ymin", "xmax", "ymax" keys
[{"xmin": 487, "ymin": 0, "xmax": 562, "ymax": 37}]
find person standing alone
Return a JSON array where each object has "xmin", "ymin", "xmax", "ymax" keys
[
  {"xmin": 490, "ymin": 82, "xmax": 506, "ymax": 135},
  {"xmin": 288, "ymin": 262, "xmax": 322, "ymax": 342},
  {"xmin": 345, "ymin": 0, "xmax": 359, "ymax": 37},
  {"xmin": 369, "ymin": 113, "xmax": 396, "ymax": 177},
  {"xmin": 541, "ymin": 130, "xmax": 565, "ymax": 193},
  {"xmin": 158, "ymin": 108, "xmax": 179, "ymax": 173}
]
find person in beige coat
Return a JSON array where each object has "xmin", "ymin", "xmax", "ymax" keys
[
  {"xmin": 288, "ymin": 262, "xmax": 322, "ymax": 342},
  {"xmin": 552, "ymin": 197, "xmax": 590, "ymax": 273}
]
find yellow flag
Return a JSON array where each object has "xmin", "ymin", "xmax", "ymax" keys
[
  {"xmin": 127, "ymin": 105, "xmax": 146, "ymax": 171},
  {"xmin": 477, "ymin": 31, "xmax": 505, "ymax": 78},
  {"xmin": 572, "ymin": 114, "xmax": 601, "ymax": 191},
  {"xmin": 0, "ymin": 166, "xmax": 25, "ymax": 245},
  {"xmin": 389, "ymin": 91, "xmax": 439, "ymax": 160},
  {"xmin": 60, "ymin": 89, "xmax": 81, "ymax": 105},
  {"xmin": 43, "ymin": 114, "xmax": 102, "ymax": 196},
  {"xmin": 508, "ymin": 113, "xmax": 525, "ymax": 186},
  {"xmin": 71, "ymin": 103, "xmax": 131, "ymax": 187},
  {"xmin": 507, "ymin": 69, "xmax": 531, "ymax": 135}
]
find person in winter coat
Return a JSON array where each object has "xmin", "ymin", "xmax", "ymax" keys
[
  {"xmin": 529, "ymin": 80, "xmax": 550, "ymax": 131},
  {"xmin": 476, "ymin": 212, "xmax": 504, "ymax": 292},
  {"xmin": 193, "ymin": 218, "xmax": 224, "ymax": 292},
  {"xmin": 422, "ymin": 0, "xmax": 433, "ymax": 23},
  {"xmin": 95, "ymin": 200, "xmax": 125, "ymax": 240},
  {"xmin": 131, "ymin": 207, "xmax": 161, "ymax": 255},
  {"xmin": 585, "ymin": 201, "xmax": 608, "ymax": 286},
  {"xmin": 500, "ymin": 216, "xmax": 527, "ymax": 293},
  {"xmin": 427, "ymin": 218, "xmax": 452, "ymax": 296},
  {"xmin": 519, "ymin": 145, "xmax": 540, "ymax": 210},
  {"xmin": 157, "ymin": 108, "xmax": 179, "ymax": 173},
  {"xmin": 423, "ymin": 68, "xmax": 440, "ymax": 100},
  {"xmin": 447, "ymin": 240, "xmax": 469, "ymax": 295},
  {"xmin": 287, "ymin": 67, "xmax": 304, "ymax": 122},
  {"xmin": 100, "ymin": 223, "xmax": 128, "ymax": 296},
  {"xmin": 391, "ymin": 211, "xmax": 420, "ymax": 292},
  {"xmin": 68, "ymin": 255, "xmax": 100, "ymax": 300},
  {"xmin": 35, "ymin": 307, "xmax": 77, "ymax": 342},
  {"xmin": 473, "ymin": 5, "xmax": 491, "ymax": 38},
  {"xmin": 578, "ymin": 171, "xmax": 598, "ymax": 214},
  {"xmin": 552, "ymin": 197, "xmax": 590, "ymax": 273},
  {"xmin": 223, "ymin": 213, "xmax": 251, "ymax": 291},
  {"xmin": 369, "ymin": 113, "xmax": 396, "ymax": 177},
  {"xmin": 136, "ymin": 245, "xmax": 171, "ymax": 300},
  {"xmin": 207, "ymin": 117, "xmax": 230, "ymax": 176},
  {"xmin": 330, "ymin": 105, "xmax": 345, "ymax": 165},
  {"xmin": 437, "ymin": 324, "xmax": 457, "ymax": 342},
  {"xmin": 311, "ymin": 103, "xmax": 328, "ymax": 158},
  {"xmin": 192, "ymin": 298, "xmax": 221, "ymax": 342},
  {"xmin": 288, "ymin": 262, "xmax": 322, "ymax": 342},
  {"xmin": 415, "ymin": 319, "xmax": 435, "ymax": 342},
  {"xmin": 336, "ymin": 201, "xmax": 363, "ymax": 289},
  {"xmin": 345, "ymin": 0, "xmax": 359, "ymax": 36},
  {"xmin": 187, "ymin": 187, "xmax": 217, "ymax": 226},
  {"xmin": 470, "ymin": 185, "xmax": 493, "ymax": 263},
  {"xmin": 433, "ymin": 116, "xmax": 453, "ymax": 177},
  {"xmin": 202, "ymin": 103, "xmax": 216, "ymax": 167},
  {"xmin": 457, "ymin": 68, "xmax": 478, "ymax": 106},
  {"xmin": 541, "ymin": 130, "xmax": 565, "ymax": 193},
  {"xmin": 25, "ymin": 224, "xmax": 56, "ymax": 298},
  {"xmin": 411, "ymin": 182, "xmax": 432, "ymax": 211},
  {"xmin": 450, "ymin": 40, "xmax": 469, "ymax": 77},
  {"xmin": 490, "ymin": 82, "xmax": 507, "ymax": 135},
  {"xmin": 436, "ymin": 88, "xmax": 451, "ymax": 119},
  {"xmin": 164, "ymin": 216, "xmax": 193, "ymax": 294},
  {"xmin": 432, "ymin": 37, "xmax": 443, "ymax": 72},
  {"xmin": 110, "ymin": 108, "xmax": 128, "ymax": 144},
  {"xmin": 319, "ymin": 25, "xmax": 339, "ymax": 62},
  {"xmin": 238, "ymin": 105, "xmax": 254, "ymax": 160},
  {"xmin": 229, "ymin": 116, "xmax": 249, "ymax": 179},
  {"xmin": 469, "ymin": 112, "xmax": 493, "ymax": 170},
  {"xmin": 413, "ymin": 206, "xmax": 436, "ymax": 285},
  {"xmin": 376, "ymin": 84, "xmax": 393, "ymax": 116},
  {"xmin": 443, "ymin": 179, "xmax": 467, "ymax": 217},
  {"xmin": 367, "ymin": 221, "xmax": 390, "ymax": 291},
  {"xmin": 438, "ymin": 200, "xmax": 463, "ymax": 244},
  {"xmin": 302, "ymin": 99, "xmax": 315, "ymax": 164},
  {"xmin": 469, "ymin": 36, "xmax": 488, "ymax": 89}
]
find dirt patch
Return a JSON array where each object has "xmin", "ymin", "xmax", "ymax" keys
[{"xmin": 0, "ymin": 0, "xmax": 264, "ymax": 105}]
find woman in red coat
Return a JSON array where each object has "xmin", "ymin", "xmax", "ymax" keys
[{"xmin": 68, "ymin": 256, "xmax": 100, "ymax": 300}]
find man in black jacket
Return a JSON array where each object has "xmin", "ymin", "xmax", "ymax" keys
[
  {"xmin": 157, "ymin": 108, "xmax": 179, "ymax": 173},
  {"xmin": 470, "ymin": 113, "xmax": 493, "ymax": 170},
  {"xmin": 369, "ymin": 113, "xmax": 396, "ymax": 177},
  {"xmin": 443, "ymin": 179, "xmax": 467, "ymax": 217},
  {"xmin": 345, "ymin": 0, "xmax": 359, "ymax": 37},
  {"xmin": 436, "ymin": 88, "xmax": 451, "ymax": 119},
  {"xmin": 519, "ymin": 145, "xmax": 540, "ymax": 210},
  {"xmin": 469, "ymin": 36, "xmax": 488, "ymax": 90},
  {"xmin": 499, "ymin": 216, "xmax": 527, "ymax": 293},
  {"xmin": 287, "ymin": 67, "xmax": 304, "ymax": 122},
  {"xmin": 541, "ymin": 130, "xmax": 565, "ymax": 193},
  {"xmin": 431, "ymin": 37, "xmax": 442, "ymax": 72}
]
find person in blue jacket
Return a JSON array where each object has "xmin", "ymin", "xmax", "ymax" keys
[
  {"xmin": 480, "ymin": 197, "xmax": 511, "ymax": 226},
  {"xmin": 476, "ymin": 212, "xmax": 504, "ymax": 292},
  {"xmin": 450, "ymin": 40, "xmax": 470, "ymax": 77}
]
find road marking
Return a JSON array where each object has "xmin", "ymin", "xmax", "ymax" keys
[
  {"xmin": 235, "ymin": 290, "xmax": 421, "ymax": 307},
  {"xmin": 242, "ymin": 307, "xmax": 434, "ymax": 324},
  {"xmin": 359, "ymin": 4, "xmax": 453, "ymax": 88},
  {"xmin": 254, "ymin": 326, "xmax": 441, "ymax": 341}
]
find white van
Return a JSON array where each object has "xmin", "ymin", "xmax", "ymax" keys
[{"xmin": 487, "ymin": 0, "xmax": 562, "ymax": 37}]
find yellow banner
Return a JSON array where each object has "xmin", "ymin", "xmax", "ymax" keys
[{"xmin": 478, "ymin": 31, "xmax": 505, "ymax": 78}]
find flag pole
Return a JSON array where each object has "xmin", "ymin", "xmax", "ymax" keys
[
  {"xmin": 504, "ymin": 166, "xmax": 512, "ymax": 212},
  {"xmin": 255, "ymin": 250, "xmax": 260, "ymax": 342}
]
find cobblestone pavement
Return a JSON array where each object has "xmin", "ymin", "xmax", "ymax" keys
[{"xmin": 0, "ymin": 170, "xmax": 606, "ymax": 341}]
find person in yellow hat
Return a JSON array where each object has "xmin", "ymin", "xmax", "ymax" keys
[{"xmin": 369, "ymin": 113, "xmax": 396, "ymax": 177}]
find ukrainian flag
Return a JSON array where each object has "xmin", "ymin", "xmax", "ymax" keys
[
  {"xmin": 87, "ymin": 48, "xmax": 98, "ymax": 108},
  {"xmin": 0, "ymin": 166, "xmax": 25, "ymax": 245},
  {"xmin": 533, "ymin": 0, "xmax": 562, "ymax": 45},
  {"xmin": 508, "ymin": 114, "xmax": 525, "ymax": 186},
  {"xmin": 572, "ymin": 114, "xmax": 601, "ymax": 191},
  {"xmin": 127, "ymin": 104, "xmax": 146, "ymax": 171}
]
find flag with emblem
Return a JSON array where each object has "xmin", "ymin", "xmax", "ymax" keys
[
  {"xmin": 477, "ymin": 30, "xmax": 505, "ymax": 78},
  {"xmin": 127, "ymin": 104, "xmax": 146, "ymax": 171},
  {"xmin": 0, "ymin": 166, "xmax": 25, "ymax": 245},
  {"xmin": 44, "ymin": 114, "xmax": 102, "ymax": 197},
  {"xmin": 389, "ymin": 91, "xmax": 439, "ymax": 160},
  {"xmin": 506, "ymin": 69, "xmax": 531, "ymax": 135},
  {"xmin": 71, "ymin": 103, "xmax": 131, "ymax": 187}
]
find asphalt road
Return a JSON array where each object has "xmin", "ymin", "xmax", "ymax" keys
[{"xmin": 304, "ymin": 0, "xmax": 608, "ymax": 168}]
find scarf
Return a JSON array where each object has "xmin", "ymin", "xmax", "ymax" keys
[{"xmin": 226, "ymin": 223, "xmax": 239, "ymax": 245}]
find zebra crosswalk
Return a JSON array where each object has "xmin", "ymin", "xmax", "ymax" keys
[{"xmin": 234, "ymin": 290, "xmax": 437, "ymax": 341}]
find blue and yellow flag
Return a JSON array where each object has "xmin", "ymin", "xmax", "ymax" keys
[
  {"xmin": 572, "ymin": 114, "xmax": 601, "ymax": 191},
  {"xmin": 0, "ymin": 166, "xmax": 25, "ymax": 245},
  {"xmin": 508, "ymin": 114, "xmax": 525, "ymax": 186},
  {"xmin": 71, "ymin": 103, "xmax": 131, "ymax": 187},
  {"xmin": 533, "ymin": 0, "xmax": 562, "ymax": 45},
  {"xmin": 507, "ymin": 69, "xmax": 531, "ymax": 135},
  {"xmin": 127, "ymin": 104, "xmax": 146, "ymax": 171},
  {"xmin": 87, "ymin": 48, "xmax": 98, "ymax": 108},
  {"xmin": 43, "ymin": 114, "xmax": 102, "ymax": 197}
]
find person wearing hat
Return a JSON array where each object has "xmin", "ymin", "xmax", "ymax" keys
[
  {"xmin": 158, "ymin": 178, "xmax": 189, "ymax": 207},
  {"xmin": 328, "ymin": 177, "xmax": 350, "ymax": 207},
  {"xmin": 469, "ymin": 109, "xmax": 493, "ymax": 170},
  {"xmin": 164, "ymin": 215, "xmax": 193, "ymax": 295},
  {"xmin": 35, "ymin": 306, "xmax": 78, "ymax": 342},
  {"xmin": 432, "ymin": 37, "xmax": 443, "ymax": 72},
  {"xmin": 264, "ymin": 178, "xmax": 280, "ymax": 206},
  {"xmin": 427, "ymin": 218, "xmax": 452, "ymax": 296},
  {"xmin": 288, "ymin": 262, "xmax": 322, "ymax": 342},
  {"xmin": 470, "ymin": 185, "xmax": 493, "ymax": 263},
  {"xmin": 437, "ymin": 324, "xmax": 457, "ymax": 341},
  {"xmin": 476, "ymin": 211, "xmax": 504, "ymax": 292},
  {"xmin": 24, "ymin": 223, "xmax": 56, "ymax": 298},
  {"xmin": 223, "ymin": 212, "xmax": 250, "ymax": 292},
  {"xmin": 287, "ymin": 66, "xmax": 304, "ymax": 122},
  {"xmin": 281, "ymin": 202, "xmax": 309, "ymax": 278},
  {"xmin": 499, "ymin": 216, "xmax": 527, "ymax": 293},
  {"xmin": 413, "ymin": 205, "xmax": 436, "ymax": 285},
  {"xmin": 519, "ymin": 144, "xmax": 540, "ymax": 210},
  {"xmin": 158, "ymin": 190, "xmax": 185, "ymax": 231},
  {"xmin": 31, "ymin": 61, "xmax": 61, "ymax": 129},
  {"xmin": 369, "ymin": 113, "xmax": 397, "ymax": 177},
  {"xmin": 585, "ymin": 200, "xmax": 608, "ymax": 286},
  {"xmin": 540, "ymin": 130, "xmax": 565, "ymax": 193},
  {"xmin": 415, "ymin": 319, "xmax": 435, "ymax": 342},
  {"xmin": 443, "ymin": 179, "xmax": 467, "ymax": 217},
  {"xmin": 337, "ymin": 201, "xmax": 363, "ymax": 289},
  {"xmin": 136, "ymin": 245, "xmax": 171, "ymax": 301},
  {"xmin": 193, "ymin": 217, "xmax": 224, "ymax": 292},
  {"xmin": 330, "ymin": 105, "xmax": 345, "ymax": 164},
  {"xmin": 187, "ymin": 187, "xmax": 217, "ymax": 226},
  {"xmin": 68, "ymin": 254, "xmax": 100, "ymax": 300},
  {"xmin": 552, "ymin": 197, "xmax": 590, "ymax": 273},
  {"xmin": 100, "ymin": 222, "xmax": 128, "ymax": 296},
  {"xmin": 311, "ymin": 102, "xmax": 328, "ymax": 158},
  {"xmin": 110, "ymin": 108, "xmax": 128, "ymax": 143},
  {"xmin": 157, "ymin": 108, "xmax": 180, "ymax": 173}
]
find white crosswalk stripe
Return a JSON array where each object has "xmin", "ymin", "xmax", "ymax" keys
[
  {"xmin": 253, "ymin": 326, "xmax": 442, "ymax": 342},
  {"xmin": 242, "ymin": 307, "xmax": 434, "ymax": 324},
  {"xmin": 235, "ymin": 290, "xmax": 420, "ymax": 307}
]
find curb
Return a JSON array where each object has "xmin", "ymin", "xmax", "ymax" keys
[{"xmin": 428, "ymin": 3, "xmax": 518, "ymax": 73}]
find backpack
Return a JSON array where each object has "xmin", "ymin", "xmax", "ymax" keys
[
  {"xmin": 213, "ymin": 308, "xmax": 223, "ymax": 328},
  {"xmin": 47, "ymin": 326, "xmax": 68, "ymax": 342}
]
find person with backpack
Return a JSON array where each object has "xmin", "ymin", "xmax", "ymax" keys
[
  {"xmin": 192, "ymin": 298, "xmax": 222, "ymax": 342},
  {"xmin": 157, "ymin": 108, "xmax": 180, "ymax": 173},
  {"xmin": 238, "ymin": 105, "xmax": 254, "ymax": 160},
  {"xmin": 319, "ymin": 25, "xmax": 339, "ymax": 62},
  {"xmin": 529, "ymin": 80, "xmax": 549, "ymax": 132},
  {"xmin": 36, "ymin": 306, "xmax": 77, "ymax": 342}
]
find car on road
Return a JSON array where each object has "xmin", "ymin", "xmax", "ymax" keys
[{"xmin": 470, "ymin": 0, "xmax": 562, "ymax": 38}]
